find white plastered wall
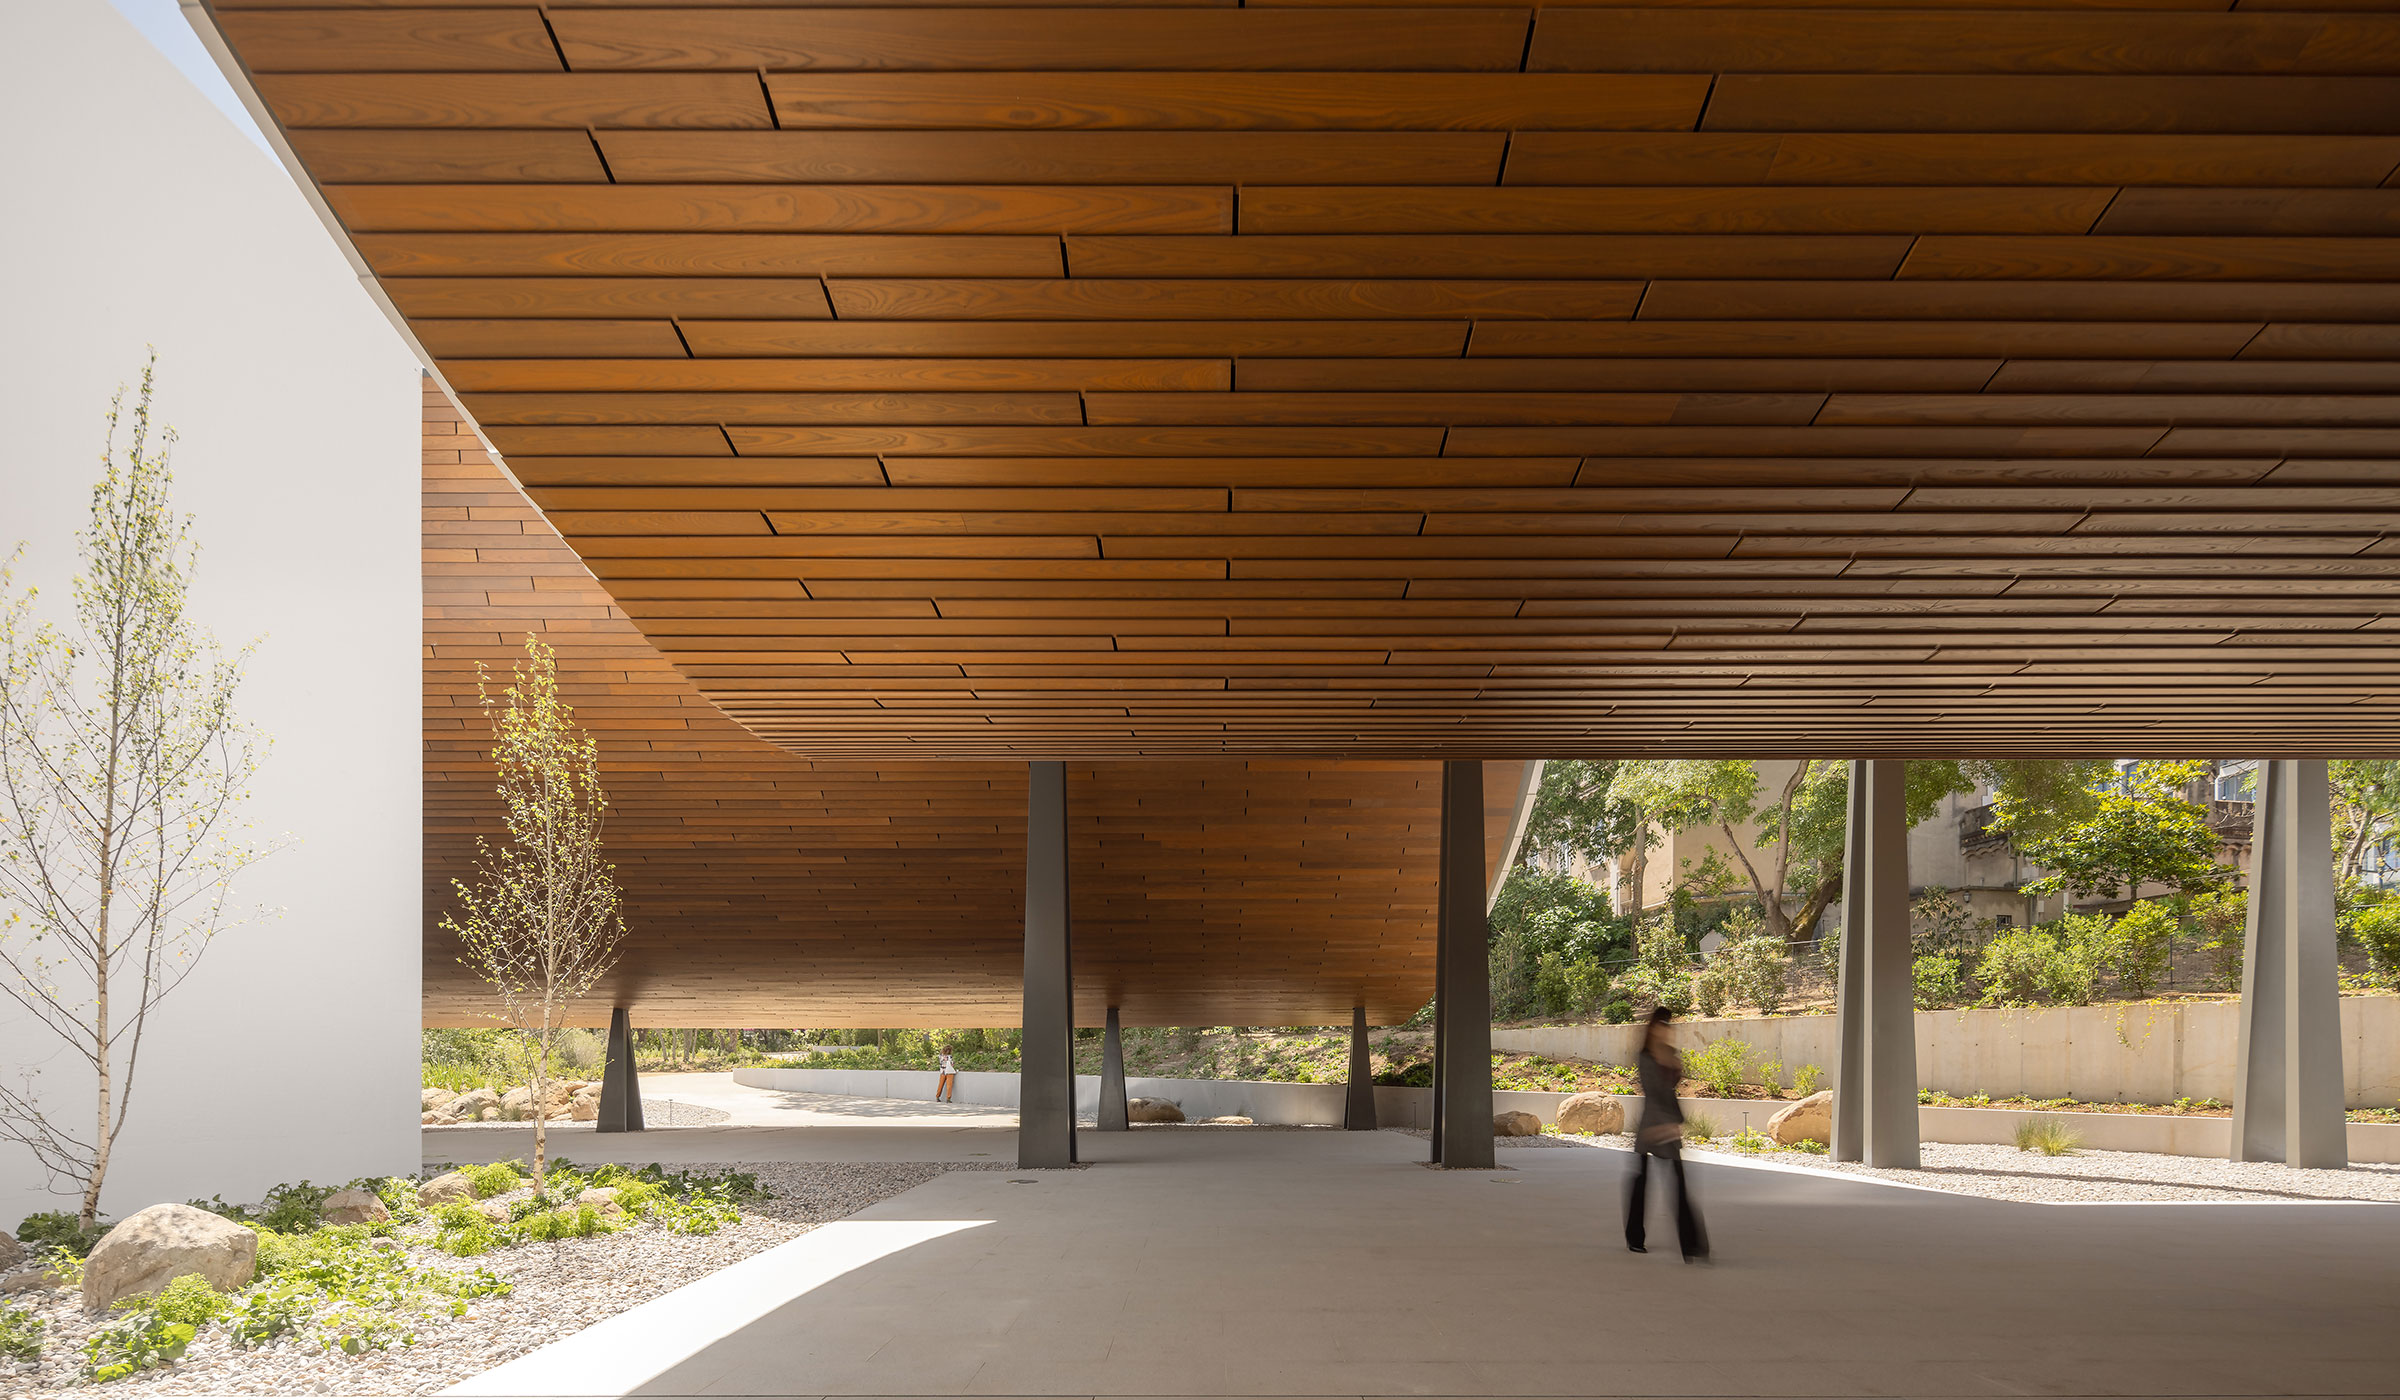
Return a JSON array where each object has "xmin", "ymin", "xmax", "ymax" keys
[{"xmin": 0, "ymin": 0, "xmax": 421, "ymax": 1222}]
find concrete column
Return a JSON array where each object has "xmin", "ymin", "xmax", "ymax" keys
[
  {"xmin": 1020, "ymin": 761, "xmax": 1078, "ymax": 1168},
  {"xmin": 1433, "ymin": 760, "xmax": 1495, "ymax": 1169},
  {"xmin": 1344, "ymin": 1006, "xmax": 1377, "ymax": 1130},
  {"xmin": 596, "ymin": 1006, "xmax": 644, "ymax": 1134},
  {"xmin": 2232, "ymin": 759, "xmax": 2347, "ymax": 1168},
  {"xmin": 1099, "ymin": 1005, "xmax": 1129, "ymax": 1131},
  {"xmin": 1833, "ymin": 760, "xmax": 1917, "ymax": 1169}
]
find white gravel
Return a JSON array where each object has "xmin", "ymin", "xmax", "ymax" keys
[
  {"xmin": 2, "ymin": 1160, "xmax": 999, "ymax": 1398},
  {"xmin": 1553, "ymin": 1133, "xmax": 2400, "ymax": 1204}
]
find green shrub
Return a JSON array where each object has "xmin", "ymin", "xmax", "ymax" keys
[
  {"xmin": 1785, "ymin": 1137, "xmax": 1829, "ymax": 1155},
  {"xmin": 1705, "ymin": 927, "xmax": 1790, "ymax": 1016},
  {"xmin": 1725, "ymin": 1127, "xmax": 1775, "ymax": 1154},
  {"xmin": 1792, "ymin": 1063, "xmax": 1824, "ymax": 1097},
  {"xmin": 1601, "ymin": 998, "xmax": 1635, "ymax": 1025},
  {"xmin": 17, "ymin": 1210, "xmax": 108, "ymax": 1258},
  {"xmin": 1912, "ymin": 951, "xmax": 1964, "ymax": 1008},
  {"xmin": 193, "ymin": 1180, "xmax": 337, "ymax": 1236},
  {"xmin": 0, "ymin": 1303, "xmax": 42, "ymax": 1363},
  {"xmin": 2076, "ymin": 902, "xmax": 2176, "ymax": 998},
  {"xmin": 235, "ymin": 1225, "xmax": 509, "ymax": 1352},
  {"xmin": 2344, "ymin": 890, "xmax": 2400, "ymax": 991},
  {"xmin": 2014, "ymin": 1117, "xmax": 2083, "ymax": 1156},
  {"xmin": 1681, "ymin": 1112, "xmax": 1718, "ymax": 1143},
  {"xmin": 1976, "ymin": 925, "xmax": 2099, "ymax": 1007},
  {"xmin": 83, "ymin": 1312, "xmax": 195, "ymax": 1384},
  {"xmin": 145, "ymin": 1273, "xmax": 228, "ymax": 1327},
  {"xmin": 1684, "ymin": 1038, "xmax": 1751, "ymax": 1099},
  {"xmin": 462, "ymin": 1161, "xmax": 526, "ymax": 1199}
]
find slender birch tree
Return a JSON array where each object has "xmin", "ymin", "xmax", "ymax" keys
[
  {"xmin": 0, "ymin": 357, "xmax": 276, "ymax": 1228},
  {"xmin": 442, "ymin": 636, "xmax": 625, "ymax": 1191}
]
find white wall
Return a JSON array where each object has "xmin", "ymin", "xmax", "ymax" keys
[
  {"xmin": 0, "ymin": 0, "xmax": 421, "ymax": 1222},
  {"xmin": 1494, "ymin": 995, "xmax": 2400, "ymax": 1110}
]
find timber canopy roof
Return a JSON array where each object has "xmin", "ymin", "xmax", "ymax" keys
[{"xmin": 212, "ymin": 0, "xmax": 2400, "ymax": 759}]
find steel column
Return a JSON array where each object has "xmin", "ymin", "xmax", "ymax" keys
[
  {"xmin": 1834, "ymin": 760, "xmax": 1917, "ymax": 1168},
  {"xmin": 1344, "ymin": 1006, "xmax": 1377, "ymax": 1130},
  {"xmin": 1099, "ymin": 1005, "xmax": 1129, "ymax": 1132},
  {"xmin": 1019, "ymin": 761, "xmax": 1078, "ymax": 1168},
  {"xmin": 1433, "ymin": 760, "xmax": 1495, "ymax": 1169},
  {"xmin": 2232, "ymin": 759, "xmax": 2347, "ymax": 1168},
  {"xmin": 596, "ymin": 1006, "xmax": 644, "ymax": 1134}
]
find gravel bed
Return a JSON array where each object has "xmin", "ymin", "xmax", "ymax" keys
[
  {"xmin": 1397, "ymin": 1127, "xmax": 1574, "ymax": 1149},
  {"xmin": 3, "ymin": 1160, "xmax": 1000, "ymax": 1398},
  {"xmin": 1551, "ymin": 1133, "xmax": 2400, "ymax": 1203}
]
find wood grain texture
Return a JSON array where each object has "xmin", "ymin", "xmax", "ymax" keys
[
  {"xmin": 422, "ymin": 390, "xmax": 1526, "ymax": 1025},
  {"xmin": 207, "ymin": 1, "xmax": 2400, "ymax": 758}
]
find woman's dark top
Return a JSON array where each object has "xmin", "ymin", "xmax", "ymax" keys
[{"xmin": 1637, "ymin": 1043, "xmax": 1684, "ymax": 1126}]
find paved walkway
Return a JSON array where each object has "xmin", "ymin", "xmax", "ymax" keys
[
  {"xmin": 444, "ymin": 1111, "xmax": 2399, "ymax": 1399},
  {"xmin": 423, "ymin": 1074, "xmax": 1020, "ymax": 1167}
]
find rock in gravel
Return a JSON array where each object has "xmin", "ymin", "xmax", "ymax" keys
[
  {"xmin": 422, "ymin": 1088, "xmax": 458, "ymax": 1113},
  {"xmin": 81, "ymin": 1203, "xmax": 258, "ymax": 1312},
  {"xmin": 419, "ymin": 1171, "xmax": 477, "ymax": 1206},
  {"xmin": 1493, "ymin": 1110, "xmax": 1543, "ymax": 1137},
  {"xmin": 0, "ymin": 1229, "xmax": 23, "ymax": 1272},
  {"xmin": 1770, "ymin": 1090, "xmax": 1835, "ymax": 1146},
  {"xmin": 1203, "ymin": 1115, "xmax": 1253, "ymax": 1125},
  {"xmin": 569, "ymin": 1087, "xmax": 600, "ymax": 1123},
  {"xmin": 1128, "ymin": 1097, "xmax": 1185, "ymax": 1123},
  {"xmin": 474, "ymin": 1201, "xmax": 512, "ymax": 1224},
  {"xmin": 575, "ymin": 1188, "xmax": 624, "ymax": 1217},
  {"xmin": 1557, "ymin": 1092, "xmax": 1625, "ymax": 1135},
  {"xmin": 321, "ymin": 1188, "xmax": 391, "ymax": 1226}
]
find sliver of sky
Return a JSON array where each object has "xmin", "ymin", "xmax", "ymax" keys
[{"xmin": 106, "ymin": 0, "xmax": 272, "ymax": 154}]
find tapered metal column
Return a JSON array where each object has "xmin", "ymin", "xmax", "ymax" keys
[
  {"xmin": 2232, "ymin": 759, "xmax": 2347, "ymax": 1168},
  {"xmin": 1344, "ymin": 1006, "xmax": 1377, "ymax": 1130},
  {"xmin": 1433, "ymin": 760, "xmax": 1495, "ymax": 1168},
  {"xmin": 1831, "ymin": 770, "xmax": 1869, "ymax": 1164},
  {"xmin": 1020, "ymin": 761, "xmax": 1078, "ymax": 1168},
  {"xmin": 1834, "ymin": 761, "xmax": 1917, "ymax": 1168},
  {"xmin": 596, "ymin": 1006, "xmax": 644, "ymax": 1134},
  {"xmin": 1099, "ymin": 1005, "xmax": 1129, "ymax": 1131}
]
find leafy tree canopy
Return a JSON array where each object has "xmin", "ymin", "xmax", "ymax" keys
[{"xmin": 2004, "ymin": 759, "xmax": 2234, "ymax": 904}]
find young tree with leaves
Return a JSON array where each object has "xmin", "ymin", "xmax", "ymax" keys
[
  {"xmin": 0, "ymin": 359, "xmax": 277, "ymax": 1227},
  {"xmin": 443, "ymin": 636, "xmax": 627, "ymax": 1192},
  {"xmin": 2330, "ymin": 759, "xmax": 2400, "ymax": 881},
  {"xmin": 2000, "ymin": 760, "xmax": 2235, "ymax": 906}
]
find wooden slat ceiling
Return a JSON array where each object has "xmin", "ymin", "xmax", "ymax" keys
[
  {"xmin": 217, "ymin": 1, "xmax": 2400, "ymax": 759},
  {"xmin": 426, "ymin": 386, "xmax": 1530, "ymax": 1026}
]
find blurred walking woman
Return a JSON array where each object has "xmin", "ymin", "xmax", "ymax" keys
[
  {"xmin": 936, "ymin": 1051, "xmax": 958, "ymax": 1103},
  {"xmin": 1625, "ymin": 1008, "xmax": 1708, "ymax": 1261}
]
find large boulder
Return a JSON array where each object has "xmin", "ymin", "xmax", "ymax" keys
[
  {"xmin": 446, "ymin": 1088, "xmax": 500, "ymax": 1121},
  {"xmin": 1556, "ymin": 1092, "xmax": 1626, "ymax": 1136},
  {"xmin": 418, "ymin": 1171, "xmax": 477, "ymax": 1206},
  {"xmin": 320, "ymin": 1188, "xmax": 391, "ymax": 1226},
  {"xmin": 81, "ymin": 1203, "xmax": 258, "ymax": 1312},
  {"xmin": 422, "ymin": 1087, "xmax": 458, "ymax": 1113},
  {"xmin": 1769, "ymin": 1090, "xmax": 1835, "ymax": 1146},
  {"xmin": 1127, "ymin": 1097, "xmax": 1185, "ymax": 1124},
  {"xmin": 499, "ymin": 1086, "xmax": 534, "ymax": 1119},
  {"xmin": 1493, "ymin": 1110, "xmax": 1543, "ymax": 1137},
  {"xmin": 569, "ymin": 1086, "xmax": 601, "ymax": 1122},
  {"xmin": 576, "ymin": 1187, "xmax": 625, "ymax": 1218}
]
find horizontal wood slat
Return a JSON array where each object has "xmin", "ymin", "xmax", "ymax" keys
[{"xmin": 209, "ymin": 0, "xmax": 2400, "ymax": 759}]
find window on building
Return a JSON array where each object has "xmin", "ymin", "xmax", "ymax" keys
[
  {"xmin": 2214, "ymin": 760, "xmax": 2257, "ymax": 802},
  {"xmin": 1994, "ymin": 913, "xmax": 2013, "ymax": 928}
]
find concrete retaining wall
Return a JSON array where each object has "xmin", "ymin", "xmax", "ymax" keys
[
  {"xmin": 1492, "ymin": 995, "xmax": 2400, "ymax": 1110},
  {"xmin": 738, "ymin": 1067, "xmax": 2400, "ymax": 1163}
]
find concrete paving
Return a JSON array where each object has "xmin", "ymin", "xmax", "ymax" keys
[
  {"xmin": 424, "ymin": 1075, "xmax": 1020, "ymax": 1167},
  {"xmin": 444, "ymin": 1113, "xmax": 2400, "ymax": 1399}
]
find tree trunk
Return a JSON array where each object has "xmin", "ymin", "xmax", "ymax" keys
[
  {"xmin": 682, "ymin": 1027, "xmax": 698, "ymax": 1065},
  {"xmin": 1788, "ymin": 863, "xmax": 1844, "ymax": 950},
  {"xmin": 531, "ymin": 1020, "xmax": 551, "ymax": 1192},
  {"xmin": 1717, "ymin": 819, "xmax": 1791, "ymax": 943},
  {"xmin": 1624, "ymin": 809, "xmax": 1649, "ymax": 918}
]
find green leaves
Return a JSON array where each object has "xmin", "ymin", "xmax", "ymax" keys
[{"xmin": 2008, "ymin": 762, "xmax": 2233, "ymax": 904}]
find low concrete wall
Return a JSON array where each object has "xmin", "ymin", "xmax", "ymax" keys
[
  {"xmin": 736, "ymin": 1068, "xmax": 2400, "ymax": 1163},
  {"xmin": 1492, "ymin": 995, "xmax": 2400, "ymax": 1110}
]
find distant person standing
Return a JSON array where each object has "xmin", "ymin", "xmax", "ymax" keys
[
  {"xmin": 936, "ymin": 1050, "xmax": 958, "ymax": 1103},
  {"xmin": 1625, "ymin": 1008, "xmax": 1708, "ymax": 1261}
]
